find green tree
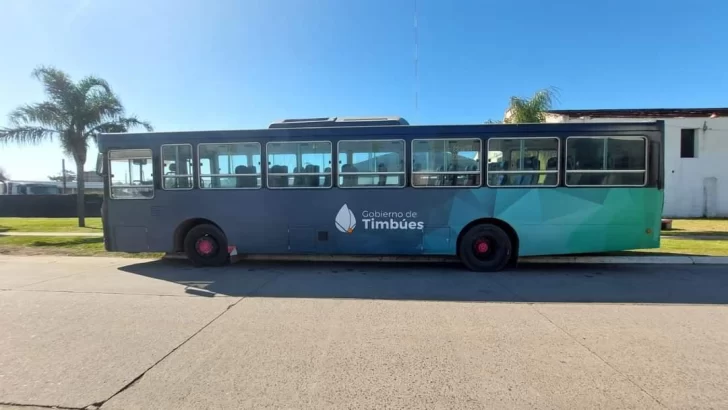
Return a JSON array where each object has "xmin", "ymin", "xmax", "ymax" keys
[
  {"xmin": 0, "ymin": 66, "xmax": 152, "ymax": 226},
  {"xmin": 0, "ymin": 166, "xmax": 8, "ymax": 181},
  {"xmin": 503, "ymin": 87, "xmax": 559, "ymax": 124}
]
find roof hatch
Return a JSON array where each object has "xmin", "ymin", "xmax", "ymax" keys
[{"xmin": 268, "ymin": 116, "xmax": 409, "ymax": 129}]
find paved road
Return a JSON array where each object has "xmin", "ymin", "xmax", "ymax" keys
[{"xmin": 1, "ymin": 256, "xmax": 727, "ymax": 409}]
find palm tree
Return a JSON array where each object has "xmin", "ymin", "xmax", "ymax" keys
[
  {"xmin": 0, "ymin": 66, "xmax": 151, "ymax": 227},
  {"xmin": 503, "ymin": 87, "xmax": 559, "ymax": 123}
]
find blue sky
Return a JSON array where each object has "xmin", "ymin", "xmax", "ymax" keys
[{"xmin": 1, "ymin": 0, "xmax": 727, "ymax": 180}]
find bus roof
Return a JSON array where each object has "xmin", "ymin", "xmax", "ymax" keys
[{"xmin": 97, "ymin": 120, "xmax": 665, "ymax": 147}]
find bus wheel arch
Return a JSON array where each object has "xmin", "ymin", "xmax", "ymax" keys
[
  {"xmin": 456, "ymin": 218, "xmax": 519, "ymax": 271},
  {"xmin": 174, "ymin": 218, "xmax": 226, "ymax": 253}
]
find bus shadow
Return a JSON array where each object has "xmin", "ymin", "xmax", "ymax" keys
[{"xmin": 118, "ymin": 259, "xmax": 728, "ymax": 305}]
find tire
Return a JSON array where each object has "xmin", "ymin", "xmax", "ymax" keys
[
  {"xmin": 458, "ymin": 223, "xmax": 513, "ymax": 272},
  {"xmin": 183, "ymin": 224, "xmax": 229, "ymax": 267}
]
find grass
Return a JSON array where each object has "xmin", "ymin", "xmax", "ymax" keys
[
  {"xmin": 0, "ymin": 236, "xmax": 162, "ymax": 258},
  {"xmin": 0, "ymin": 217, "xmax": 102, "ymax": 233},
  {"xmin": 634, "ymin": 238, "xmax": 728, "ymax": 256},
  {"xmin": 662, "ymin": 218, "xmax": 728, "ymax": 238}
]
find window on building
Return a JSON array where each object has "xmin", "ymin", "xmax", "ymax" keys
[
  {"xmin": 411, "ymin": 139, "xmax": 481, "ymax": 187},
  {"xmin": 266, "ymin": 141, "xmax": 332, "ymax": 188},
  {"xmin": 108, "ymin": 149, "xmax": 154, "ymax": 199},
  {"xmin": 198, "ymin": 142, "xmax": 261, "ymax": 189},
  {"xmin": 680, "ymin": 129, "xmax": 696, "ymax": 158},
  {"xmin": 161, "ymin": 144, "xmax": 193, "ymax": 190},
  {"xmin": 487, "ymin": 138, "xmax": 559, "ymax": 187},
  {"xmin": 337, "ymin": 140, "xmax": 405, "ymax": 188},
  {"xmin": 565, "ymin": 137, "xmax": 646, "ymax": 186}
]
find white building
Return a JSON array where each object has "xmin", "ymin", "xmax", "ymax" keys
[{"xmin": 545, "ymin": 108, "xmax": 728, "ymax": 218}]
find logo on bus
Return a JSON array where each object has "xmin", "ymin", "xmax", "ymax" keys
[
  {"xmin": 335, "ymin": 204, "xmax": 357, "ymax": 233},
  {"xmin": 335, "ymin": 204, "xmax": 424, "ymax": 233}
]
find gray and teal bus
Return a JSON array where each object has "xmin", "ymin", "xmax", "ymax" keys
[{"xmin": 96, "ymin": 117, "xmax": 664, "ymax": 271}]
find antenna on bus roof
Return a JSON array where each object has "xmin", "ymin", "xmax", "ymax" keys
[{"xmin": 414, "ymin": 0, "xmax": 419, "ymax": 123}]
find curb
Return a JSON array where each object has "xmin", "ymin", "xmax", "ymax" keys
[
  {"xmin": 520, "ymin": 255, "xmax": 728, "ymax": 265},
  {"xmin": 685, "ymin": 256, "xmax": 728, "ymax": 265},
  {"xmin": 160, "ymin": 253, "xmax": 728, "ymax": 265}
]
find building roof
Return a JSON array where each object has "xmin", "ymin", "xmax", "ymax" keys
[{"xmin": 547, "ymin": 108, "xmax": 728, "ymax": 119}]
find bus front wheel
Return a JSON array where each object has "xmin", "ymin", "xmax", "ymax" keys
[
  {"xmin": 459, "ymin": 224, "xmax": 512, "ymax": 272},
  {"xmin": 184, "ymin": 224, "xmax": 229, "ymax": 267}
]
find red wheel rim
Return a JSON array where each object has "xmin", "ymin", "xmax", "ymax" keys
[
  {"xmin": 474, "ymin": 239, "xmax": 489, "ymax": 254},
  {"xmin": 195, "ymin": 237, "xmax": 216, "ymax": 256}
]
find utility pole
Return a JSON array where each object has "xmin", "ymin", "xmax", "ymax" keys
[{"xmin": 61, "ymin": 159, "xmax": 67, "ymax": 194}]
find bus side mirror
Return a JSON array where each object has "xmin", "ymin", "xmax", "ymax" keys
[{"xmin": 95, "ymin": 153, "xmax": 105, "ymax": 176}]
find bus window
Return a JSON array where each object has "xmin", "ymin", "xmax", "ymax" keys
[
  {"xmin": 198, "ymin": 142, "xmax": 261, "ymax": 189},
  {"xmin": 337, "ymin": 140, "xmax": 405, "ymax": 188},
  {"xmin": 108, "ymin": 149, "xmax": 154, "ymax": 199},
  {"xmin": 487, "ymin": 138, "xmax": 559, "ymax": 187},
  {"xmin": 161, "ymin": 144, "xmax": 193, "ymax": 190},
  {"xmin": 266, "ymin": 141, "xmax": 332, "ymax": 189},
  {"xmin": 411, "ymin": 139, "xmax": 481, "ymax": 187},
  {"xmin": 566, "ymin": 137, "xmax": 647, "ymax": 186}
]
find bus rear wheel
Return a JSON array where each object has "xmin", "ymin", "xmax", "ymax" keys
[
  {"xmin": 459, "ymin": 224, "xmax": 512, "ymax": 272},
  {"xmin": 184, "ymin": 224, "xmax": 229, "ymax": 267}
]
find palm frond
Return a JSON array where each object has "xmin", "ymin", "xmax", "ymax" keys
[
  {"xmin": 31, "ymin": 66, "xmax": 75, "ymax": 108},
  {"xmin": 504, "ymin": 87, "xmax": 560, "ymax": 124},
  {"xmin": 84, "ymin": 116, "xmax": 153, "ymax": 141},
  {"xmin": 83, "ymin": 92, "xmax": 125, "ymax": 124},
  {"xmin": 8, "ymin": 66, "xmax": 153, "ymax": 166},
  {"xmin": 77, "ymin": 75, "xmax": 112, "ymax": 97},
  {"xmin": 9, "ymin": 102, "xmax": 66, "ymax": 128},
  {"xmin": 119, "ymin": 116, "xmax": 153, "ymax": 132},
  {"xmin": 0, "ymin": 126, "xmax": 57, "ymax": 145}
]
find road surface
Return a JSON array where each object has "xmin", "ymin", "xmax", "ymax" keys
[{"xmin": 1, "ymin": 255, "xmax": 727, "ymax": 409}]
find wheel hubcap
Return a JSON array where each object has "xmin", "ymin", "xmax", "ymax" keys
[
  {"xmin": 474, "ymin": 239, "xmax": 490, "ymax": 255},
  {"xmin": 475, "ymin": 240, "xmax": 489, "ymax": 254},
  {"xmin": 195, "ymin": 237, "xmax": 216, "ymax": 256},
  {"xmin": 473, "ymin": 237, "xmax": 495, "ymax": 260}
]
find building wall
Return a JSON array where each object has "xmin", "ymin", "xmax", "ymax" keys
[
  {"xmin": 83, "ymin": 171, "xmax": 103, "ymax": 183},
  {"xmin": 546, "ymin": 115, "xmax": 728, "ymax": 217}
]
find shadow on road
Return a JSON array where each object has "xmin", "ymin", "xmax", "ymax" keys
[{"xmin": 118, "ymin": 259, "xmax": 728, "ymax": 305}]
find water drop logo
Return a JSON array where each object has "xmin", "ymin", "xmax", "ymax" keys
[{"xmin": 335, "ymin": 204, "xmax": 356, "ymax": 233}]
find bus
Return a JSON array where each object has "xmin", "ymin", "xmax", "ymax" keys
[
  {"xmin": 96, "ymin": 117, "xmax": 664, "ymax": 271},
  {"xmin": 0, "ymin": 180, "xmax": 62, "ymax": 195},
  {"xmin": 0, "ymin": 180, "xmax": 104, "ymax": 195}
]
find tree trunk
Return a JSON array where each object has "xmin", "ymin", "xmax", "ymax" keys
[{"xmin": 74, "ymin": 159, "xmax": 86, "ymax": 228}]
